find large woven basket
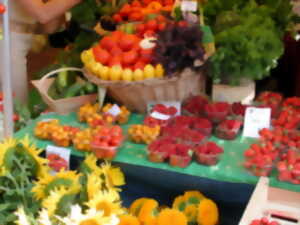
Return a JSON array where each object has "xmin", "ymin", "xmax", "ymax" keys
[
  {"xmin": 32, "ymin": 68, "xmax": 98, "ymax": 115},
  {"xmin": 84, "ymin": 68, "xmax": 206, "ymax": 113}
]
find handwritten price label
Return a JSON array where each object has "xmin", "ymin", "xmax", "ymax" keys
[{"xmin": 243, "ymin": 107, "xmax": 271, "ymax": 138}]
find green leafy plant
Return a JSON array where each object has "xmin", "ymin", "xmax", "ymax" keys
[{"xmin": 204, "ymin": 0, "xmax": 299, "ymax": 85}]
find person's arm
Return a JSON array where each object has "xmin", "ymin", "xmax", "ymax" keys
[
  {"xmin": 17, "ymin": 0, "xmax": 81, "ymax": 24},
  {"xmin": 37, "ymin": 15, "xmax": 65, "ymax": 34}
]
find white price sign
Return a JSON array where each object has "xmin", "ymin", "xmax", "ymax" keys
[
  {"xmin": 147, "ymin": 101, "xmax": 181, "ymax": 116},
  {"xmin": 243, "ymin": 107, "xmax": 271, "ymax": 138},
  {"xmin": 107, "ymin": 104, "xmax": 121, "ymax": 116},
  {"xmin": 151, "ymin": 111, "xmax": 171, "ymax": 120},
  {"xmin": 46, "ymin": 145, "xmax": 71, "ymax": 170},
  {"xmin": 181, "ymin": 1, "xmax": 198, "ymax": 12}
]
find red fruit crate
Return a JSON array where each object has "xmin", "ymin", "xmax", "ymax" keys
[{"xmin": 239, "ymin": 177, "xmax": 300, "ymax": 225}]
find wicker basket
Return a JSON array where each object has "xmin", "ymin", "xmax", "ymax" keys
[
  {"xmin": 32, "ymin": 68, "xmax": 98, "ymax": 115},
  {"xmin": 83, "ymin": 68, "xmax": 206, "ymax": 113}
]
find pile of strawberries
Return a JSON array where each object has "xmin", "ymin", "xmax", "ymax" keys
[
  {"xmin": 182, "ymin": 95, "xmax": 208, "ymax": 116},
  {"xmin": 256, "ymin": 91, "xmax": 283, "ymax": 118},
  {"xmin": 194, "ymin": 142, "xmax": 224, "ymax": 166},
  {"xmin": 244, "ymin": 127, "xmax": 300, "ymax": 183},
  {"xmin": 215, "ymin": 120, "xmax": 243, "ymax": 140},
  {"xmin": 249, "ymin": 217, "xmax": 280, "ymax": 225},
  {"xmin": 148, "ymin": 137, "xmax": 193, "ymax": 168},
  {"xmin": 204, "ymin": 102, "xmax": 231, "ymax": 124}
]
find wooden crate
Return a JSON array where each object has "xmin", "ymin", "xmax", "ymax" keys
[{"xmin": 239, "ymin": 177, "xmax": 300, "ymax": 225}]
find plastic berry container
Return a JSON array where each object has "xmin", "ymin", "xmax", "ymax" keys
[
  {"xmin": 195, "ymin": 152, "xmax": 222, "ymax": 166},
  {"xmin": 148, "ymin": 151, "xmax": 168, "ymax": 163},
  {"xmin": 91, "ymin": 144, "xmax": 118, "ymax": 160},
  {"xmin": 169, "ymin": 154, "xmax": 192, "ymax": 168},
  {"xmin": 215, "ymin": 120, "xmax": 242, "ymax": 140},
  {"xmin": 244, "ymin": 163, "xmax": 273, "ymax": 177},
  {"xmin": 215, "ymin": 126, "xmax": 240, "ymax": 140}
]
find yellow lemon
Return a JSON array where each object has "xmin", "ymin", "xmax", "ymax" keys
[
  {"xmin": 109, "ymin": 66, "xmax": 122, "ymax": 81},
  {"xmin": 133, "ymin": 69, "xmax": 144, "ymax": 81},
  {"xmin": 155, "ymin": 64, "xmax": 164, "ymax": 78},
  {"xmin": 93, "ymin": 63, "xmax": 103, "ymax": 77},
  {"xmin": 99, "ymin": 66, "xmax": 109, "ymax": 80},
  {"xmin": 122, "ymin": 69, "xmax": 133, "ymax": 82},
  {"xmin": 144, "ymin": 64, "xmax": 155, "ymax": 79}
]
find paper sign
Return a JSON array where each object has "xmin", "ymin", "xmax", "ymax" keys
[
  {"xmin": 147, "ymin": 101, "xmax": 181, "ymax": 116},
  {"xmin": 46, "ymin": 145, "xmax": 71, "ymax": 171},
  {"xmin": 181, "ymin": 1, "xmax": 198, "ymax": 12},
  {"xmin": 151, "ymin": 111, "xmax": 171, "ymax": 120},
  {"xmin": 243, "ymin": 107, "xmax": 271, "ymax": 138},
  {"xmin": 108, "ymin": 104, "xmax": 121, "ymax": 116}
]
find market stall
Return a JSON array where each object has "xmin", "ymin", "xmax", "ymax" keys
[{"xmin": 1, "ymin": 0, "xmax": 300, "ymax": 224}]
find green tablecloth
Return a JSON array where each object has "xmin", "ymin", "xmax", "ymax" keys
[{"xmin": 15, "ymin": 113, "xmax": 300, "ymax": 192}]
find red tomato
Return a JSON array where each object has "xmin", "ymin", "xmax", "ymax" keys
[
  {"xmin": 119, "ymin": 4, "xmax": 131, "ymax": 17},
  {"xmin": 113, "ymin": 14, "xmax": 123, "ymax": 23},
  {"xmin": 158, "ymin": 23, "xmax": 166, "ymax": 31},
  {"xmin": 146, "ymin": 19, "xmax": 158, "ymax": 31},
  {"xmin": 140, "ymin": 48, "xmax": 153, "ymax": 63},
  {"xmin": 122, "ymin": 50, "xmax": 138, "ymax": 66},
  {"xmin": 134, "ymin": 61, "xmax": 146, "ymax": 70},
  {"xmin": 119, "ymin": 34, "xmax": 138, "ymax": 51},
  {"xmin": 93, "ymin": 46, "xmax": 110, "ymax": 65},
  {"xmin": 100, "ymin": 36, "xmax": 117, "ymax": 50},
  {"xmin": 128, "ymin": 12, "xmax": 144, "ymax": 21},
  {"xmin": 136, "ymin": 23, "xmax": 146, "ymax": 34},
  {"xmin": 108, "ymin": 56, "xmax": 122, "ymax": 67},
  {"xmin": 143, "ymin": 30, "xmax": 156, "ymax": 38},
  {"xmin": 111, "ymin": 46, "xmax": 123, "ymax": 57},
  {"xmin": 132, "ymin": 0, "xmax": 142, "ymax": 7}
]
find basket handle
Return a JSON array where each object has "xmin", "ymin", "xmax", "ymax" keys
[{"xmin": 41, "ymin": 67, "xmax": 83, "ymax": 82}]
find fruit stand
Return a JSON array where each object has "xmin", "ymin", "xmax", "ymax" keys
[{"xmin": 1, "ymin": 0, "xmax": 300, "ymax": 224}]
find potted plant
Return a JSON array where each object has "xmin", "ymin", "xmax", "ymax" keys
[{"xmin": 204, "ymin": 0, "xmax": 299, "ymax": 104}]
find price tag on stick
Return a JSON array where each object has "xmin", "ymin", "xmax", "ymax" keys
[
  {"xmin": 46, "ymin": 145, "xmax": 71, "ymax": 172},
  {"xmin": 181, "ymin": 1, "xmax": 198, "ymax": 12},
  {"xmin": 108, "ymin": 104, "xmax": 121, "ymax": 117},
  {"xmin": 243, "ymin": 107, "xmax": 271, "ymax": 138}
]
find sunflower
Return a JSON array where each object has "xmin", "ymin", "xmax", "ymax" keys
[
  {"xmin": 86, "ymin": 189, "xmax": 123, "ymax": 217},
  {"xmin": 101, "ymin": 162, "xmax": 125, "ymax": 189},
  {"xmin": 129, "ymin": 198, "xmax": 149, "ymax": 216},
  {"xmin": 14, "ymin": 206, "xmax": 30, "ymax": 225},
  {"xmin": 81, "ymin": 154, "xmax": 102, "ymax": 176},
  {"xmin": 32, "ymin": 170, "xmax": 81, "ymax": 200},
  {"xmin": 0, "ymin": 137, "xmax": 49, "ymax": 177},
  {"xmin": 137, "ymin": 199, "xmax": 159, "ymax": 225},
  {"xmin": 0, "ymin": 138, "xmax": 16, "ymax": 176},
  {"xmin": 42, "ymin": 184, "xmax": 81, "ymax": 216},
  {"xmin": 87, "ymin": 172, "xmax": 104, "ymax": 200},
  {"xmin": 156, "ymin": 208, "xmax": 187, "ymax": 225},
  {"xmin": 118, "ymin": 214, "xmax": 140, "ymax": 225},
  {"xmin": 20, "ymin": 136, "xmax": 49, "ymax": 177},
  {"xmin": 57, "ymin": 204, "xmax": 115, "ymax": 225},
  {"xmin": 172, "ymin": 196, "xmax": 186, "ymax": 211},
  {"xmin": 183, "ymin": 191, "xmax": 205, "ymax": 205},
  {"xmin": 183, "ymin": 205, "xmax": 198, "ymax": 223},
  {"xmin": 197, "ymin": 199, "xmax": 219, "ymax": 225}
]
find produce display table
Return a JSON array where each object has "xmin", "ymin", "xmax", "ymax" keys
[{"xmin": 15, "ymin": 112, "xmax": 300, "ymax": 193}]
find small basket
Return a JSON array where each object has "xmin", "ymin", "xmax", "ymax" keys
[
  {"xmin": 32, "ymin": 68, "xmax": 98, "ymax": 115},
  {"xmin": 83, "ymin": 67, "xmax": 206, "ymax": 113}
]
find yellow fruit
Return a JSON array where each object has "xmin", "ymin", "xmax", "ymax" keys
[
  {"xmin": 144, "ymin": 64, "xmax": 155, "ymax": 79},
  {"xmin": 109, "ymin": 66, "xmax": 122, "ymax": 81},
  {"xmin": 122, "ymin": 69, "xmax": 133, "ymax": 82},
  {"xmin": 99, "ymin": 66, "xmax": 109, "ymax": 80},
  {"xmin": 155, "ymin": 64, "xmax": 164, "ymax": 78},
  {"xmin": 133, "ymin": 69, "xmax": 144, "ymax": 81},
  {"xmin": 93, "ymin": 63, "xmax": 103, "ymax": 77}
]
